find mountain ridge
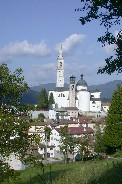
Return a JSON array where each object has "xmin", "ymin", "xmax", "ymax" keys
[{"xmin": 21, "ymin": 80, "xmax": 122, "ymax": 104}]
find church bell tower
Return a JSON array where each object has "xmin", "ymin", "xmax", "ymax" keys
[
  {"xmin": 69, "ymin": 75, "xmax": 76, "ymax": 107},
  {"xmin": 56, "ymin": 45, "xmax": 64, "ymax": 87}
]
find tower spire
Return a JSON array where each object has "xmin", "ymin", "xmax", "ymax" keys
[{"xmin": 58, "ymin": 45, "xmax": 63, "ymax": 58}]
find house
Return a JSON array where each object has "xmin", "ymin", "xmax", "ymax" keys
[
  {"xmin": 101, "ymin": 102, "xmax": 111, "ymax": 113},
  {"xmin": 49, "ymin": 107, "xmax": 70, "ymax": 120}
]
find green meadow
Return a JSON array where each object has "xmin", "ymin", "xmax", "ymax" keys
[{"xmin": 2, "ymin": 158, "xmax": 122, "ymax": 184}]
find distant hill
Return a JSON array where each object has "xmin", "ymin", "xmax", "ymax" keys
[
  {"xmin": 88, "ymin": 80, "xmax": 122, "ymax": 98},
  {"xmin": 31, "ymin": 83, "xmax": 69, "ymax": 92},
  {"xmin": 21, "ymin": 80, "xmax": 122, "ymax": 104},
  {"xmin": 21, "ymin": 89, "xmax": 39, "ymax": 105}
]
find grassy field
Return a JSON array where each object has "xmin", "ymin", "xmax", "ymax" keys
[{"xmin": 2, "ymin": 159, "xmax": 122, "ymax": 184}]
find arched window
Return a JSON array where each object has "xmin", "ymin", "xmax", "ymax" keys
[{"xmin": 60, "ymin": 62, "xmax": 62, "ymax": 67}]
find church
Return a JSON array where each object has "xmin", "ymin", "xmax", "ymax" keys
[{"xmin": 49, "ymin": 45, "xmax": 102, "ymax": 114}]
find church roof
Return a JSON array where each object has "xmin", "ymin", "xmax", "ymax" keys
[
  {"xmin": 76, "ymin": 74, "xmax": 87, "ymax": 86},
  {"xmin": 90, "ymin": 89, "xmax": 100, "ymax": 93},
  {"xmin": 90, "ymin": 98, "xmax": 101, "ymax": 101},
  {"xmin": 54, "ymin": 107, "xmax": 67, "ymax": 112},
  {"xmin": 55, "ymin": 87, "xmax": 69, "ymax": 92},
  {"xmin": 65, "ymin": 107, "xmax": 79, "ymax": 111}
]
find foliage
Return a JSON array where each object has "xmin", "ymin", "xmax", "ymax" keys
[
  {"xmin": 37, "ymin": 88, "xmax": 48, "ymax": 110},
  {"xmin": 103, "ymin": 86, "xmax": 122, "ymax": 153},
  {"xmin": 59, "ymin": 125, "xmax": 75, "ymax": 163},
  {"xmin": 0, "ymin": 64, "xmax": 28, "ymax": 108},
  {"xmin": 77, "ymin": 135, "xmax": 92, "ymax": 160},
  {"xmin": 48, "ymin": 92, "xmax": 55, "ymax": 105},
  {"xmin": 44, "ymin": 125, "xmax": 52, "ymax": 140},
  {"xmin": 0, "ymin": 64, "xmax": 38, "ymax": 182},
  {"xmin": 38, "ymin": 113, "xmax": 45, "ymax": 122},
  {"xmin": 77, "ymin": 0, "xmax": 122, "ymax": 74},
  {"xmin": 94, "ymin": 124, "xmax": 106, "ymax": 153}
]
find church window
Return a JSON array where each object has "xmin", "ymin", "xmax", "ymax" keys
[
  {"xmin": 72, "ymin": 85, "xmax": 74, "ymax": 90},
  {"xmin": 63, "ymin": 94, "xmax": 65, "ymax": 97},
  {"xmin": 60, "ymin": 62, "xmax": 62, "ymax": 67},
  {"xmin": 58, "ymin": 94, "xmax": 60, "ymax": 97},
  {"xmin": 92, "ymin": 101, "xmax": 95, "ymax": 104}
]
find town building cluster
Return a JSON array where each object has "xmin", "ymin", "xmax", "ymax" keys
[{"xmin": 6, "ymin": 46, "xmax": 110, "ymax": 170}]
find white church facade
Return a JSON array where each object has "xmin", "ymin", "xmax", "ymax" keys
[{"xmin": 49, "ymin": 46, "xmax": 102, "ymax": 114}]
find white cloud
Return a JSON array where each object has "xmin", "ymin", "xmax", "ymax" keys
[
  {"xmin": 25, "ymin": 63, "xmax": 56, "ymax": 86},
  {"xmin": 25, "ymin": 59, "xmax": 105, "ymax": 86},
  {"xmin": 103, "ymin": 30, "xmax": 122, "ymax": 56},
  {"xmin": 104, "ymin": 43, "xmax": 116, "ymax": 55},
  {"xmin": 0, "ymin": 40, "xmax": 51, "ymax": 63},
  {"xmin": 56, "ymin": 33, "xmax": 86, "ymax": 54},
  {"xmin": 65, "ymin": 62, "xmax": 100, "ymax": 81}
]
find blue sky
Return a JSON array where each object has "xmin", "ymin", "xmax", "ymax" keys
[{"xmin": 0, "ymin": 0, "xmax": 121, "ymax": 87}]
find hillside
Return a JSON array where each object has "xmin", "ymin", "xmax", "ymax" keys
[
  {"xmin": 2, "ymin": 159, "xmax": 122, "ymax": 184},
  {"xmin": 21, "ymin": 80, "xmax": 122, "ymax": 104},
  {"xmin": 88, "ymin": 80, "xmax": 122, "ymax": 98},
  {"xmin": 21, "ymin": 89, "xmax": 39, "ymax": 105}
]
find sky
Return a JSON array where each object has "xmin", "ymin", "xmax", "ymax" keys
[{"xmin": 0, "ymin": 0, "xmax": 121, "ymax": 87}]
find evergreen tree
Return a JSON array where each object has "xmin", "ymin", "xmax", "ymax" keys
[
  {"xmin": 103, "ymin": 86, "xmax": 122, "ymax": 153},
  {"xmin": 48, "ymin": 92, "xmax": 55, "ymax": 105},
  {"xmin": 0, "ymin": 64, "xmax": 37, "ymax": 182},
  {"xmin": 38, "ymin": 88, "xmax": 48, "ymax": 110},
  {"xmin": 94, "ymin": 125, "xmax": 106, "ymax": 154}
]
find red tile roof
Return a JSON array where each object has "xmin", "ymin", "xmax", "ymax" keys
[
  {"xmin": 72, "ymin": 116, "xmax": 92, "ymax": 123},
  {"xmin": 55, "ymin": 126, "xmax": 94, "ymax": 135},
  {"xmin": 101, "ymin": 102, "xmax": 111, "ymax": 106}
]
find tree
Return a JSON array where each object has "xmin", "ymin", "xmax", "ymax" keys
[
  {"xmin": 59, "ymin": 125, "xmax": 75, "ymax": 163},
  {"xmin": 103, "ymin": 86, "xmax": 122, "ymax": 153},
  {"xmin": 94, "ymin": 124, "xmax": 106, "ymax": 154},
  {"xmin": 77, "ymin": 0, "xmax": 122, "ymax": 74},
  {"xmin": 77, "ymin": 135, "xmax": 92, "ymax": 161},
  {"xmin": 38, "ymin": 113, "xmax": 45, "ymax": 122},
  {"xmin": 37, "ymin": 88, "xmax": 48, "ymax": 110},
  {"xmin": 0, "ymin": 64, "xmax": 37, "ymax": 182},
  {"xmin": 48, "ymin": 92, "xmax": 55, "ymax": 105}
]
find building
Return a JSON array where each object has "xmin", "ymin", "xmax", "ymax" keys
[
  {"xmin": 101, "ymin": 102, "xmax": 111, "ymax": 113},
  {"xmin": 49, "ymin": 45, "xmax": 102, "ymax": 114}
]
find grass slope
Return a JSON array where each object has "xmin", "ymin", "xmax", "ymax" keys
[{"xmin": 2, "ymin": 159, "xmax": 122, "ymax": 184}]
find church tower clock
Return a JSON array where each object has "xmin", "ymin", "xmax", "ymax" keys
[{"xmin": 56, "ymin": 45, "xmax": 64, "ymax": 87}]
